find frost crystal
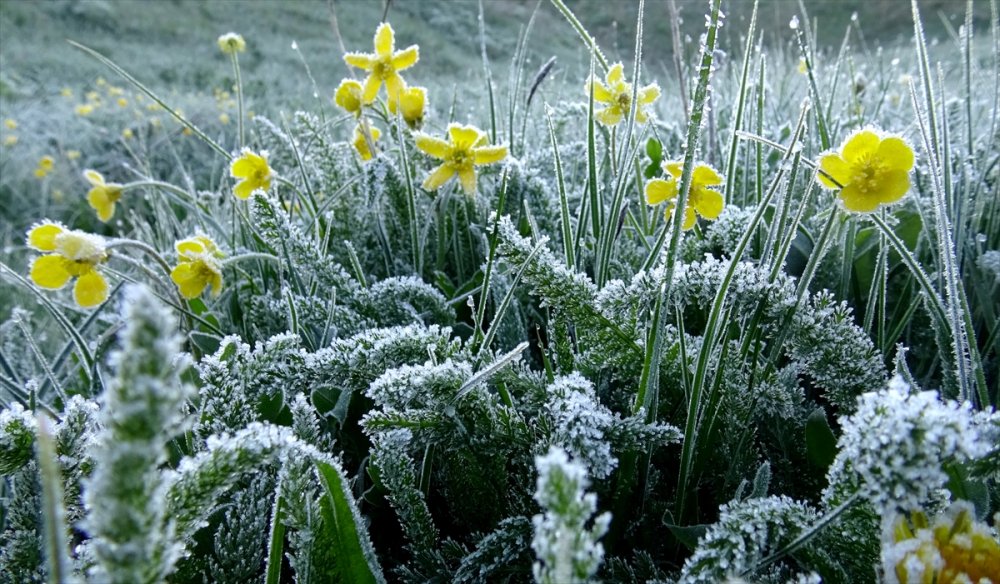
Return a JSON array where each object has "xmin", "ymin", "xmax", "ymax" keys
[
  {"xmin": 823, "ymin": 376, "xmax": 996, "ymax": 512},
  {"xmin": 531, "ymin": 446, "xmax": 609, "ymax": 584}
]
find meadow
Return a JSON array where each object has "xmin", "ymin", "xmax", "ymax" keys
[{"xmin": 0, "ymin": 0, "xmax": 998, "ymax": 582}]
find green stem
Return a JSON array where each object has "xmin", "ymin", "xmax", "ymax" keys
[{"xmin": 231, "ymin": 52, "xmax": 245, "ymax": 149}]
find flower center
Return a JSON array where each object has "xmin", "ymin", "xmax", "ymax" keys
[
  {"xmin": 56, "ymin": 232, "xmax": 107, "ymax": 264},
  {"xmin": 375, "ymin": 59, "xmax": 393, "ymax": 78},
  {"xmin": 450, "ymin": 149, "xmax": 471, "ymax": 168},
  {"xmin": 616, "ymin": 92, "xmax": 632, "ymax": 112},
  {"xmin": 852, "ymin": 155, "xmax": 886, "ymax": 194}
]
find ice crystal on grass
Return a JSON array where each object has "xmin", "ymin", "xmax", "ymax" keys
[
  {"xmin": 823, "ymin": 376, "xmax": 997, "ymax": 513},
  {"xmin": 531, "ymin": 446, "xmax": 609, "ymax": 584},
  {"xmin": 84, "ymin": 285, "xmax": 194, "ymax": 584}
]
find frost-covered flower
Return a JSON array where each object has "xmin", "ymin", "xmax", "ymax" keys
[
  {"xmin": 353, "ymin": 125, "xmax": 381, "ymax": 161},
  {"xmin": 883, "ymin": 501, "xmax": 1000, "ymax": 584},
  {"xmin": 646, "ymin": 161, "xmax": 724, "ymax": 230},
  {"xmin": 170, "ymin": 235, "xmax": 224, "ymax": 299},
  {"xmin": 585, "ymin": 62, "xmax": 660, "ymax": 126},
  {"xmin": 818, "ymin": 128, "xmax": 914, "ymax": 213},
  {"xmin": 217, "ymin": 32, "xmax": 246, "ymax": 55},
  {"xmin": 334, "ymin": 79, "xmax": 364, "ymax": 116},
  {"xmin": 823, "ymin": 376, "xmax": 996, "ymax": 512},
  {"xmin": 389, "ymin": 85, "xmax": 426, "ymax": 130},
  {"xmin": 413, "ymin": 123, "xmax": 507, "ymax": 195},
  {"xmin": 84, "ymin": 169, "xmax": 124, "ymax": 222},
  {"xmin": 230, "ymin": 149, "xmax": 272, "ymax": 199},
  {"xmin": 343, "ymin": 22, "xmax": 419, "ymax": 106},
  {"xmin": 26, "ymin": 221, "xmax": 110, "ymax": 307},
  {"xmin": 532, "ymin": 446, "xmax": 609, "ymax": 584}
]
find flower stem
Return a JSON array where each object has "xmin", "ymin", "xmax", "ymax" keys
[{"xmin": 230, "ymin": 52, "xmax": 245, "ymax": 149}]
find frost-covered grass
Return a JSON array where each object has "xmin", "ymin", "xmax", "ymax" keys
[{"xmin": 1, "ymin": 0, "xmax": 999, "ymax": 582}]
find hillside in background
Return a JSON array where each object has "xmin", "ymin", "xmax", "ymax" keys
[{"xmin": 0, "ymin": 0, "xmax": 987, "ymax": 112}]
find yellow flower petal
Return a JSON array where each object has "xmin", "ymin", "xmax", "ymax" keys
[
  {"xmin": 414, "ymin": 134, "xmax": 451, "ymax": 159},
  {"xmin": 87, "ymin": 189, "xmax": 116, "ymax": 222},
  {"xmin": 878, "ymin": 169, "xmax": 910, "ymax": 204},
  {"xmin": 448, "ymin": 125, "xmax": 483, "ymax": 149},
  {"xmin": 694, "ymin": 188, "xmax": 724, "ymax": 219},
  {"xmin": 693, "ymin": 164, "xmax": 723, "ymax": 186},
  {"xmin": 596, "ymin": 107, "xmax": 623, "ymax": 126},
  {"xmin": 841, "ymin": 129, "xmax": 879, "ymax": 164},
  {"xmin": 233, "ymin": 180, "xmax": 256, "ymax": 200},
  {"xmin": 176, "ymin": 238, "xmax": 207, "ymax": 256},
  {"xmin": 230, "ymin": 152, "xmax": 265, "ymax": 178},
  {"xmin": 664, "ymin": 161, "xmax": 683, "ymax": 179},
  {"xmin": 818, "ymin": 153, "xmax": 850, "ymax": 189},
  {"xmin": 607, "ymin": 63, "xmax": 624, "ymax": 84},
  {"xmin": 344, "ymin": 52, "xmax": 375, "ymax": 71},
  {"xmin": 27, "ymin": 222, "xmax": 65, "ymax": 251},
  {"xmin": 374, "ymin": 22, "xmax": 395, "ymax": 57},
  {"xmin": 638, "ymin": 84, "xmax": 661, "ymax": 105},
  {"xmin": 645, "ymin": 178, "xmax": 676, "ymax": 205},
  {"xmin": 30, "ymin": 255, "xmax": 72, "ymax": 289},
  {"xmin": 384, "ymin": 72, "xmax": 405, "ymax": 105},
  {"xmin": 839, "ymin": 184, "xmax": 881, "ymax": 213},
  {"xmin": 73, "ymin": 270, "xmax": 109, "ymax": 307},
  {"xmin": 473, "ymin": 145, "xmax": 507, "ymax": 166},
  {"xmin": 586, "ymin": 80, "xmax": 614, "ymax": 104},
  {"xmin": 682, "ymin": 206, "xmax": 698, "ymax": 230},
  {"xmin": 422, "ymin": 164, "xmax": 456, "ymax": 191},
  {"xmin": 391, "ymin": 45, "xmax": 419, "ymax": 71},
  {"xmin": 361, "ymin": 73, "xmax": 382, "ymax": 104},
  {"xmin": 458, "ymin": 167, "xmax": 477, "ymax": 195},
  {"xmin": 171, "ymin": 262, "xmax": 206, "ymax": 299},
  {"xmin": 877, "ymin": 136, "xmax": 914, "ymax": 171},
  {"xmin": 84, "ymin": 169, "xmax": 105, "ymax": 186}
]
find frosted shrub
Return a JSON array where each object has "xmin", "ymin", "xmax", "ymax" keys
[
  {"xmin": 824, "ymin": 376, "xmax": 997, "ymax": 513},
  {"xmin": 531, "ymin": 446, "xmax": 610, "ymax": 584}
]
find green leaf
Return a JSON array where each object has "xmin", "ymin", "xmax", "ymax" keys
[
  {"xmin": 804, "ymin": 408, "xmax": 837, "ymax": 470},
  {"xmin": 645, "ymin": 137, "xmax": 662, "ymax": 162},
  {"xmin": 644, "ymin": 162, "xmax": 659, "ymax": 179},
  {"xmin": 945, "ymin": 463, "xmax": 990, "ymax": 520},
  {"xmin": 663, "ymin": 519, "xmax": 710, "ymax": 551},
  {"xmin": 314, "ymin": 460, "xmax": 386, "ymax": 584}
]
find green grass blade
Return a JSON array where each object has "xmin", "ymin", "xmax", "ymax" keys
[{"xmin": 314, "ymin": 459, "xmax": 387, "ymax": 584}]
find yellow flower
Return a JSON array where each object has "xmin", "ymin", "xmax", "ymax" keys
[
  {"xmin": 86, "ymin": 91, "xmax": 101, "ymax": 103},
  {"xmin": 122, "ymin": 128, "xmax": 134, "ymax": 140},
  {"xmin": 343, "ymin": 22, "xmax": 419, "ymax": 106},
  {"xmin": 389, "ymin": 86, "xmax": 426, "ymax": 130},
  {"xmin": 217, "ymin": 32, "xmax": 246, "ymax": 55},
  {"xmin": 108, "ymin": 86, "xmax": 124, "ymax": 96},
  {"xmin": 117, "ymin": 97, "xmax": 128, "ymax": 108},
  {"xmin": 585, "ymin": 62, "xmax": 660, "ymax": 126},
  {"xmin": 75, "ymin": 104, "xmax": 95, "ymax": 116},
  {"xmin": 26, "ymin": 222, "xmax": 110, "ymax": 308},
  {"xmin": 886, "ymin": 502, "xmax": 1000, "ymax": 584},
  {"xmin": 413, "ymin": 123, "xmax": 508, "ymax": 195},
  {"xmin": 334, "ymin": 79, "xmax": 364, "ymax": 116},
  {"xmin": 66, "ymin": 150, "xmax": 81, "ymax": 160},
  {"xmin": 170, "ymin": 235, "xmax": 224, "ymax": 299},
  {"xmin": 60, "ymin": 87, "xmax": 73, "ymax": 97},
  {"xmin": 34, "ymin": 156, "xmax": 54, "ymax": 179},
  {"xmin": 230, "ymin": 149, "xmax": 272, "ymax": 199},
  {"xmin": 84, "ymin": 170, "xmax": 124, "ymax": 222},
  {"xmin": 645, "ymin": 161, "xmax": 724, "ymax": 230},
  {"xmin": 4, "ymin": 135, "xmax": 17, "ymax": 146},
  {"xmin": 219, "ymin": 112, "xmax": 231, "ymax": 125},
  {"xmin": 353, "ymin": 125, "xmax": 382, "ymax": 161},
  {"xmin": 818, "ymin": 128, "xmax": 914, "ymax": 213},
  {"xmin": 798, "ymin": 57, "xmax": 808, "ymax": 74},
  {"xmin": 95, "ymin": 77, "xmax": 107, "ymax": 87},
  {"xmin": 3, "ymin": 119, "xmax": 16, "ymax": 130}
]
